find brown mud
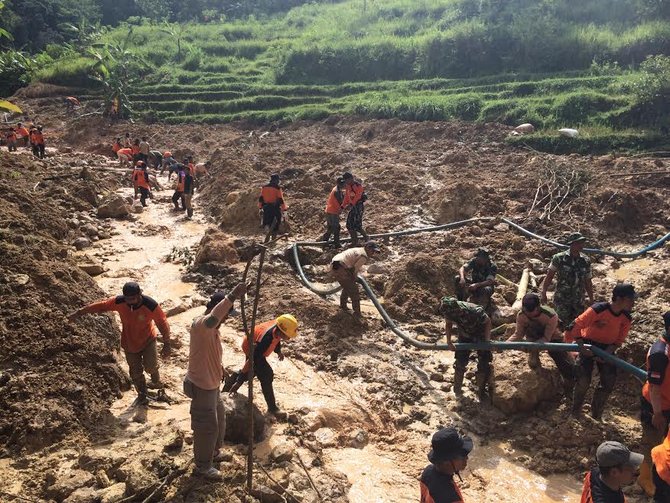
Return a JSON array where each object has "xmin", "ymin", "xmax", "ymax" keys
[{"xmin": 1, "ymin": 91, "xmax": 669, "ymax": 501}]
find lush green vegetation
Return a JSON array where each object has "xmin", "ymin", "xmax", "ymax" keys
[{"xmin": 2, "ymin": 0, "xmax": 670, "ymax": 151}]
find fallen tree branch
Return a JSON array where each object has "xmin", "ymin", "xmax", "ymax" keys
[{"xmin": 296, "ymin": 452, "xmax": 323, "ymax": 503}]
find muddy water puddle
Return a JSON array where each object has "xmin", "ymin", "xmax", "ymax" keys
[
  {"xmin": 612, "ymin": 257, "xmax": 654, "ymax": 283},
  {"xmin": 80, "ymin": 187, "xmax": 583, "ymax": 502}
]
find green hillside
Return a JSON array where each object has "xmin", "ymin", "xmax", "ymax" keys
[{"xmin": 6, "ymin": 0, "xmax": 670, "ymax": 147}]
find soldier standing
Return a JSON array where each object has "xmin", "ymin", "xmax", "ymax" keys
[
  {"xmin": 540, "ymin": 232, "xmax": 594, "ymax": 328},
  {"xmin": 439, "ymin": 296, "xmax": 493, "ymax": 400}
]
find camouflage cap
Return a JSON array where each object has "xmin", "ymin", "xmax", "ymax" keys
[
  {"xmin": 565, "ymin": 232, "xmax": 587, "ymax": 245},
  {"xmin": 439, "ymin": 296, "xmax": 461, "ymax": 317}
]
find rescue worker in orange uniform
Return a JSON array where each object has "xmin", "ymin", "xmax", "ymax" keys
[
  {"xmin": 565, "ymin": 283, "xmax": 636, "ymax": 419},
  {"xmin": 172, "ymin": 163, "xmax": 187, "ymax": 211},
  {"xmin": 131, "ymin": 139, "xmax": 141, "ymax": 163},
  {"xmin": 112, "ymin": 137, "xmax": 122, "ymax": 156},
  {"xmin": 343, "ymin": 172, "xmax": 368, "ymax": 246},
  {"xmin": 183, "ymin": 163, "xmax": 195, "ymax": 218},
  {"xmin": 15, "ymin": 123, "xmax": 29, "ymax": 148},
  {"xmin": 320, "ymin": 177, "xmax": 346, "ymax": 248},
  {"xmin": 420, "ymin": 427, "xmax": 473, "ymax": 503},
  {"xmin": 68, "ymin": 282, "xmax": 171, "ymax": 406},
  {"xmin": 31, "ymin": 126, "xmax": 45, "ymax": 159},
  {"xmin": 117, "ymin": 147, "xmax": 133, "ymax": 166},
  {"xmin": 228, "ymin": 315, "xmax": 298, "ymax": 415},
  {"xmin": 5, "ymin": 128, "xmax": 17, "ymax": 152},
  {"xmin": 133, "ymin": 161, "xmax": 152, "ymax": 207},
  {"xmin": 652, "ymin": 428, "xmax": 670, "ymax": 501},
  {"xmin": 580, "ymin": 441, "xmax": 642, "ymax": 503},
  {"xmin": 258, "ymin": 174, "xmax": 287, "ymax": 238},
  {"xmin": 638, "ymin": 311, "xmax": 670, "ymax": 496}
]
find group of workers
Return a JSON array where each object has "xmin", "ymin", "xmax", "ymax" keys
[
  {"xmin": 113, "ymin": 135, "xmax": 211, "ymax": 218},
  {"xmin": 68, "ymin": 280, "xmax": 298, "ymax": 481},
  {"xmin": 4, "ymin": 122, "xmax": 46, "ymax": 158}
]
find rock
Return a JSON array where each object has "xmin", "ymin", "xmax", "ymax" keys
[
  {"xmin": 131, "ymin": 200, "xmax": 144, "ymax": 214},
  {"xmin": 74, "ymin": 185, "xmax": 99, "ymax": 207},
  {"xmin": 165, "ymin": 301, "xmax": 190, "ymax": 317},
  {"xmin": 251, "ymin": 485, "xmax": 285, "ymax": 503},
  {"xmin": 270, "ymin": 443, "xmax": 294, "ymax": 463},
  {"xmin": 73, "ymin": 237, "xmax": 91, "ymax": 250},
  {"xmin": 67, "ymin": 218, "xmax": 80, "ymax": 229},
  {"xmin": 195, "ymin": 228, "xmax": 239, "ymax": 265},
  {"xmin": 432, "ymin": 182, "xmax": 482, "ymax": 223},
  {"xmin": 430, "ymin": 372, "xmax": 444, "ymax": 382},
  {"xmin": 81, "ymin": 223, "xmax": 99, "ymax": 237},
  {"xmin": 117, "ymin": 460, "xmax": 156, "ymax": 495},
  {"xmin": 98, "ymin": 482, "xmax": 127, "ymax": 503},
  {"xmin": 558, "ymin": 128, "xmax": 579, "ymax": 138},
  {"xmin": 493, "ymin": 223, "xmax": 509, "ymax": 232},
  {"xmin": 46, "ymin": 469, "xmax": 95, "ymax": 501},
  {"xmin": 314, "ymin": 427, "xmax": 337, "ymax": 448},
  {"xmin": 492, "ymin": 354, "xmax": 563, "ymax": 414},
  {"xmin": 96, "ymin": 469, "xmax": 111, "ymax": 488},
  {"xmin": 224, "ymin": 394, "xmax": 266, "ymax": 443},
  {"xmin": 348, "ymin": 429, "xmax": 368, "ymax": 448},
  {"xmin": 64, "ymin": 487, "xmax": 97, "ymax": 503},
  {"xmin": 97, "ymin": 195, "xmax": 130, "ymax": 219},
  {"xmin": 79, "ymin": 258, "xmax": 105, "ymax": 276},
  {"xmin": 514, "ymin": 123, "xmax": 535, "ymax": 134},
  {"xmin": 528, "ymin": 258, "xmax": 545, "ymax": 274}
]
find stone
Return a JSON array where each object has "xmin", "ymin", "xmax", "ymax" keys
[
  {"xmin": 74, "ymin": 185, "xmax": 99, "ymax": 207},
  {"xmin": 117, "ymin": 460, "xmax": 156, "ymax": 495},
  {"xmin": 528, "ymin": 259, "xmax": 545, "ymax": 274},
  {"xmin": 195, "ymin": 228, "xmax": 239, "ymax": 265},
  {"xmin": 270, "ymin": 443, "xmax": 294, "ymax": 463},
  {"xmin": 366, "ymin": 263, "xmax": 389, "ymax": 275},
  {"xmin": 64, "ymin": 487, "xmax": 97, "ymax": 503},
  {"xmin": 224, "ymin": 394, "xmax": 266, "ymax": 443},
  {"xmin": 96, "ymin": 469, "xmax": 111, "ymax": 488},
  {"xmin": 430, "ymin": 372, "xmax": 444, "ymax": 382},
  {"xmin": 67, "ymin": 218, "xmax": 80, "ymax": 229},
  {"xmin": 348, "ymin": 429, "xmax": 368, "ymax": 448},
  {"xmin": 46, "ymin": 469, "xmax": 95, "ymax": 501},
  {"xmin": 165, "ymin": 301, "xmax": 191, "ymax": 317},
  {"xmin": 131, "ymin": 201, "xmax": 144, "ymax": 214},
  {"xmin": 98, "ymin": 482, "xmax": 127, "ymax": 503},
  {"xmin": 492, "ymin": 354, "xmax": 563, "ymax": 414},
  {"xmin": 250, "ymin": 485, "xmax": 285, "ymax": 503},
  {"xmin": 97, "ymin": 195, "xmax": 130, "ymax": 219},
  {"xmin": 314, "ymin": 427, "xmax": 337, "ymax": 448},
  {"xmin": 73, "ymin": 237, "xmax": 91, "ymax": 250},
  {"xmin": 79, "ymin": 257, "xmax": 105, "ymax": 276}
]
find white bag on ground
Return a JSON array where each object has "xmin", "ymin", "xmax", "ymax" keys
[{"xmin": 558, "ymin": 128, "xmax": 579, "ymax": 138}]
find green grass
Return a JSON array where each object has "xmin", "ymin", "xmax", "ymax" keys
[{"xmin": 33, "ymin": 0, "xmax": 670, "ymax": 152}]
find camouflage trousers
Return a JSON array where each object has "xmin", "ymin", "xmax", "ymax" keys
[{"xmin": 553, "ymin": 293, "xmax": 585, "ymax": 329}]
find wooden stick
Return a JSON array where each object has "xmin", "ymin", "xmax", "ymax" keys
[
  {"xmin": 511, "ymin": 268, "xmax": 530, "ymax": 311},
  {"xmin": 296, "ymin": 452, "xmax": 323, "ymax": 502},
  {"xmin": 257, "ymin": 464, "xmax": 301, "ymax": 503}
]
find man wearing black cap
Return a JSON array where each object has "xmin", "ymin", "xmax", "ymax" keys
[
  {"xmin": 183, "ymin": 282, "xmax": 246, "ymax": 481},
  {"xmin": 565, "ymin": 283, "xmax": 636, "ymax": 419},
  {"xmin": 507, "ymin": 293, "xmax": 574, "ymax": 394},
  {"xmin": 330, "ymin": 241, "xmax": 380, "ymax": 317},
  {"xmin": 455, "ymin": 248, "xmax": 497, "ymax": 308},
  {"xmin": 258, "ymin": 174, "xmax": 287, "ymax": 239},
  {"xmin": 68, "ymin": 282, "xmax": 171, "ymax": 406},
  {"xmin": 420, "ymin": 427, "xmax": 473, "ymax": 502},
  {"xmin": 541, "ymin": 232, "xmax": 594, "ymax": 328},
  {"xmin": 638, "ymin": 310, "xmax": 670, "ymax": 496},
  {"xmin": 580, "ymin": 440, "xmax": 643, "ymax": 502}
]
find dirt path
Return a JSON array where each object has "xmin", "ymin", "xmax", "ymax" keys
[{"xmin": 63, "ymin": 182, "xmax": 586, "ymax": 502}]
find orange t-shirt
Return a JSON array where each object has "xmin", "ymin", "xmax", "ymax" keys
[
  {"xmin": 325, "ymin": 186, "xmax": 344, "ymax": 215},
  {"xmin": 82, "ymin": 295, "xmax": 169, "ymax": 353},
  {"xmin": 117, "ymin": 148, "xmax": 132, "ymax": 157},
  {"xmin": 16, "ymin": 127, "xmax": 29, "ymax": 138}
]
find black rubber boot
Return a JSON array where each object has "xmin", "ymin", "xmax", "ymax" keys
[{"xmin": 453, "ymin": 368, "xmax": 465, "ymax": 397}]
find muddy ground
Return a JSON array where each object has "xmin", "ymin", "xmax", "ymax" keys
[{"xmin": 0, "ymin": 90, "xmax": 669, "ymax": 502}]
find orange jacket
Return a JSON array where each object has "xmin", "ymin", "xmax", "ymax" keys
[
  {"xmin": 81, "ymin": 295, "xmax": 169, "ymax": 353},
  {"xmin": 653, "ymin": 435, "xmax": 670, "ymax": 485},
  {"xmin": 175, "ymin": 171, "xmax": 185, "ymax": 192},
  {"xmin": 117, "ymin": 147, "xmax": 132, "ymax": 157},
  {"xmin": 345, "ymin": 182, "xmax": 365, "ymax": 206},
  {"xmin": 241, "ymin": 320, "xmax": 282, "ymax": 373},
  {"xmin": 325, "ymin": 186, "xmax": 345, "ymax": 215},
  {"xmin": 31, "ymin": 131, "xmax": 44, "ymax": 145},
  {"xmin": 6, "ymin": 131, "xmax": 16, "ymax": 141},
  {"xmin": 565, "ymin": 302, "xmax": 631, "ymax": 346},
  {"xmin": 258, "ymin": 184, "xmax": 287, "ymax": 210},
  {"xmin": 133, "ymin": 169, "xmax": 150, "ymax": 190},
  {"xmin": 642, "ymin": 338, "xmax": 670, "ymax": 410},
  {"xmin": 112, "ymin": 142, "xmax": 122, "ymax": 153},
  {"xmin": 16, "ymin": 127, "xmax": 29, "ymax": 138}
]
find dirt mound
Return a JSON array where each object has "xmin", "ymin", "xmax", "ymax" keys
[
  {"xmin": 0, "ymin": 151, "xmax": 125, "ymax": 454},
  {"xmin": 383, "ymin": 252, "xmax": 462, "ymax": 322}
]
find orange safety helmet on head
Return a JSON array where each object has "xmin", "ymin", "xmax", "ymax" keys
[
  {"xmin": 276, "ymin": 314, "xmax": 298, "ymax": 339},
  {"xmin": 163, "ymin": 151, "xmax": 172, "ymax": 157}
]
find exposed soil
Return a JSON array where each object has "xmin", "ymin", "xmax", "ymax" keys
[{"xmin": 1, "ymin": 89, "xmax": 669, "ymax": 502}]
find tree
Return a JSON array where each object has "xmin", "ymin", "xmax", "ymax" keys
[{"xmin": 159, "ymin": 22, "xmax": 189, "ymax": 61}]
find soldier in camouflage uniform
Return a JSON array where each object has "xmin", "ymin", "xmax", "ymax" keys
[
  {"xmin": 455, "ymin": 248, "xmax": 497, "ymax": 308},
  {"xmin": 439, "ymin": 296, "xmax": 493, "ymax": 400},
  {"xmin": 540, "ymin": 232, "xmax": 594, "ymax": 328}
]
